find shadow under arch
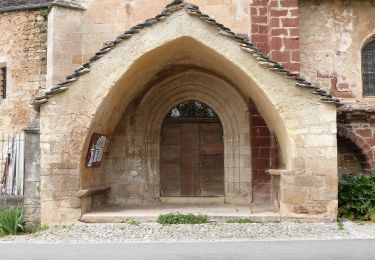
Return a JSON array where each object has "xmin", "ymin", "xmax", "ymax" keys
[
  {"xmin": 80, "ymin": 36, "xmax": 292, "ymax": 190},
  {"xmin": 337, "ymin": 127, "xmax": 372, "ymax": 173},
  {"xmin": 104, "ymin": 70, "xmax": 254, "ymax": 204}
]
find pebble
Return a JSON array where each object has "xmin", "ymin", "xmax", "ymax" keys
[{"xmin": 1, "ymin": 221, "xmax": 375, "ymax": 243}]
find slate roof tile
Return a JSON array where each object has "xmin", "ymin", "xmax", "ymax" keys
[{"xmin": 0, "ymin": 0, "xmax": 83, "ymax": 12}]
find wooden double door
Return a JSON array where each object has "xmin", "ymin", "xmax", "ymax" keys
[{"xmin": 160, "ymin": 120, "xmax": 224, "ymax": 197}]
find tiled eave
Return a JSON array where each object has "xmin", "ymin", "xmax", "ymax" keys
[{"xmin": 0, "ymin": 0, "xmax": 83, "ymax": 13}]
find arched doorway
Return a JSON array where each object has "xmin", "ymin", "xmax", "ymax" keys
[{"xmin": 160, "ymin": 100, "xmax": 224, "ymax": 197}]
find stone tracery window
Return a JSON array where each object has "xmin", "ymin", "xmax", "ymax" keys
[
  {"xmin": 362, "ymin": 39, "xmax": 375, "ymax": 96},
  {"xmin": 166, "ymin": 100, "xmax": 218, "ymax": 119}
]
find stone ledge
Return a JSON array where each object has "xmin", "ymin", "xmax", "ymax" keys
[
  {"xmin": 0, "ymin": 195, "xmax": 24, "ymax": 206},
  {"xmin": 266, "ymin": 169, "xmax": 295, "ymax": 176},
  {"xmin": 76, "ymin": 186, "xmax": 110, "ymax": 198}
]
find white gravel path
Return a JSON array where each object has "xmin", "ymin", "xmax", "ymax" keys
[{"xmin": 1, "ymin": 220, "xmax": 375, "ymax": 243}]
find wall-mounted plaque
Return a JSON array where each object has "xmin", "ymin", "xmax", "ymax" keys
[{"xmin": 86, "ymin": 133, "xmax": 110, "ymax": 167}]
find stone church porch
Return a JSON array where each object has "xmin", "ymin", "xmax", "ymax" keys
[{"xmin": 36, "ymin": 3, "xmax": 338, "ymax": 224}]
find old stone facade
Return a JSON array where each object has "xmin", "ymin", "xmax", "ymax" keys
[
  {"xmin": 0, "ymin": 0, "xmax": 374, "ymax": 224},
  {"xmin": 0, "ymin": 8, "xmax": 47, "ymax": 134},
  {"xmin": 0, "ymin": 4, "xmax": 48, "ymax": 222}
]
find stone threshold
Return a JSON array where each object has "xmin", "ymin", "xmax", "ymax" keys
[
  {"xmin": 81, "ymin": 204, "xmax": 281, "ymax": 223},
  {"xmin": 159, "ymin": 196, "xmax": 224, "ymax": 204}
]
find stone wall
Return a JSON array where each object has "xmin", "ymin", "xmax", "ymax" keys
[
  {"xmin": 250, "ymin": 0, "xmax": 300, "ymax": 73},
  {"xmin": 337, "ymin": 138, "xmax": 363, "ymax": 175},
  {"xmin": 0, "ymin": 196, "xmax": 23, "ymax": 207},
  {"xmin": 0, "ymin": 9, "xmax": 47, "ymax": 134},
  {"xmin": 251, "ymin": 104, "xmax": 282, "ymax": 204},
  {"xmin": 338, "ymin": 111, "xmax": 375, "ymax": 171},
  {"xmin": 299, "ymin": 0, "xmax": 375, "ymax": 100}
]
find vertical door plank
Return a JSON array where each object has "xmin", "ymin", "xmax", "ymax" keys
[
  {"xmin": 199, "ymin": 122, "xmax": 224, "ymax": 196},
  {"xmin": 160, "ymin": 123, "xmax": 181, "ymax": 196}
]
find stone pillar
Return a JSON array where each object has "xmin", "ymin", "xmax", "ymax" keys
[
  {"xmin": 23, "ymin": 116, "xmax": 41, "ymax": 223},
  {"xmin": 250, "ymin": 0, "xmax": 300, "ymax": 73}
]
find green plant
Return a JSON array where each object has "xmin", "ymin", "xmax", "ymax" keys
[
  {"xmin": 36, "ymin": 183, "xmax": 41, "ymax": 193},
  {"xmin": 23, "ymin": 220, "xmax": 48, "ymax": 234},
  {"xmin": 369, "ymin": 208, "xmax": 375, "ymax": 222},
  {"xmin": 0, "ymin": 206, "xmax": 24, "ymax": 236},
  {"xmin": 337, "ymin": 221, "xmax": 345, "ymax": 231},
  {"xmin": 127, "ymin": 219, "xmax": 140, "ymax": 225},
  {"xmin": 226, "ymin": 217, "xmax": 252, "ymax": 223},
  {"xmin": 39, "ymin": 10, "xmax": 48, "ymax": 21},
  {"xmin": 338, "ymin": 171, "xmax": 375, "ymax": 220},
  {"xmin": 60, "ymin": 223, "xmax": 74, "ymax": 229},
  {"xmin": 157, "ymin": 212, "xmax": 209, "ymax": 225},
  {"xmin": 120, "ymin": 225, "xmax": 126, "ymax": 231}
]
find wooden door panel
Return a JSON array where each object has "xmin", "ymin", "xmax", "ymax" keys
[
  {"xmin": 161, "ymin": 123, "xmax": 180, "ymax": 145},
  {"xmin": 160, "ymin": 121, "xmax": 224, "ymax": 197},
  {"xmin": 199, "ymin": 123, "xmax": 223, "ymax": 144},
  {"xmin": 180, "ymin": 123, "xmax": 199, "ymax": 196},
  {"xmin": 160, "ymin": 143, "xmax": 181, "ymax": 196},
  {"xmin": 200, "ymin": 154, "xmax": 224, "ymax": 195},
  {"xmin": 161, "ymin": 123, "xmax": 181, "ymax": 196},
  {"xmin": 199, "ymin": 122, "xmax": 224, "ymax": 196},
  {"xmin": 200, "ymin": 144, "xmax": 224, "ymax": 155}
]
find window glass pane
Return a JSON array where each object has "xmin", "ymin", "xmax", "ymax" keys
[
  {"xmin": 0, "ymin": 67, "xmax": 6, "ymax": 99},
  {"xmin": 362, "ymin": 40, "xmax": 375, "ymax": 96},
  {"xmin": 166, "ymin": 100, "xmax": 218, "ymax": 119}
]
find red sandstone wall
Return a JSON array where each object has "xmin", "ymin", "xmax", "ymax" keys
[
  {"xmin": 250, "ymin": 0, "xmax": 300, "ymax": 73},
  {"xmin": 338, "ymin": 112, "xmax": 375, "ymax": 172},
  {"xmin": 251, "ymin": 105, "xmax": 281, "ymax": 204}
]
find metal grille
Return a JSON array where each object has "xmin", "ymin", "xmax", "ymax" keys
[
  {"xmin": 0, "ymin": 67, "xmax": 6, "ymax": 99},
  {"xmin": 167, "ymin": 100, "xmax": 218, "ymax": 119},
  {"xmin": 0, "ymin": 133, "xmax": 25, "ymax": 195},
  {"xmin": 362, "ymin": 40, "xmax": 375, "ymax": 96}
]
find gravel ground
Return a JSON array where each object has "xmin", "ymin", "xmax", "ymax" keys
[{"xmin": 1, "ymin": 220, "xmax": 375, "ymax": 243}]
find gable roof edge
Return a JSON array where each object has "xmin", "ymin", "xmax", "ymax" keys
[{"xmin": 32, "ymin": 0, "xmax": 342, "ymax": 109}]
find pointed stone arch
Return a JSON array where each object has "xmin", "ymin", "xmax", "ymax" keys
[
  {"xmin": 39, "ymin": 7, "xmax": 337, "ymax": 223},
  {"xmin": 104, "ymin": 70, "xmax": 252, "ymax": 205}
]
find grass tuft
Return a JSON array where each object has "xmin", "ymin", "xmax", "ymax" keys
[
  {"xmin": 157, "ymin": 212, "xmax": 209, "ymax": 225},
  {"xmin": 226, "ymin": 217, "xmax": 253, "ymax": 223},
  {"xmin": 23, "ymin": 221, "xmax": 48, "ymax": 234},
  {"xmin": 127, "ymin": 219, "xmax": 140, "ymax": 226},
  {"xmin": 0, "ymin": 206, "xmax": 24, "ymax": 236}
]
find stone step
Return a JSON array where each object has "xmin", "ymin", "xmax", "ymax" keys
[{"xmin": 81, "ymin": 205, "xmax": 281, "ymax": 223}]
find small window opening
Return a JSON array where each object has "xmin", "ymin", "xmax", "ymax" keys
[
  {"xmin": 166, "ymin": 100, "xmax": 218, "ymax": 119},
  {"xmin": 362, "ymin": 40, "xmax": 375, "ymax": 96},
  {"xmin": 0, "ymin": 67, "xmax": 6, "ymax": 99}
]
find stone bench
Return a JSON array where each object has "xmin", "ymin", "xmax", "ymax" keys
[{"xmin": 77, "ymin": 186, "xmax": 110, "ymax": 214}]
